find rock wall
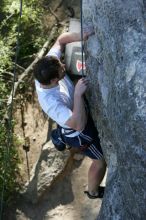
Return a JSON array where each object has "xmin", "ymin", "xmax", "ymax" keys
[{"xmin": 83, "ymin": 0, "xmax": 146, "ymax": 219}]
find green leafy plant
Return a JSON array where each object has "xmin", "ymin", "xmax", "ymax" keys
[{"xmin": 0, "ymin": 0, "xmax": 47, "ymax": 206}]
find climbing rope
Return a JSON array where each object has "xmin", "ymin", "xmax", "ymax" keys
[
  {"xmin": 80, "ymin": 0, "xmax": 85, "ymax": 77},
  {"xmin": 0, "ymin": 0, "xmax": 23, "ymax": 218}
]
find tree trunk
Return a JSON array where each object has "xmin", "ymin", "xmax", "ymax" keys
[{"xmin": 83, "ymin": 0, "xmax": 146, "ymax": 219}]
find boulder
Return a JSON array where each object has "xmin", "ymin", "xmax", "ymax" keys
[
  {"xmin": 83, "ymin": 0, "xmax": 146, "ymax": 219},
  {"xmin": 22, "ymin": 141, "xmax": 70, "ymax": 204}
]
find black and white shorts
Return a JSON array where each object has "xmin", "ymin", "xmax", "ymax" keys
[{"xmin": 61, "ymin": 115, "xmax": 103, "ymax": 160}]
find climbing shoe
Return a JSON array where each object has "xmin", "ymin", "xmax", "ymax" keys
[{"xmin": 84, "ymin": 186, "xmax": 105, "ymax": 199}]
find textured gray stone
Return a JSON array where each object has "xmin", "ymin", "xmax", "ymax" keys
[
  {"xmin": 22, "ymin": 141, "xmax": 70, "ymax": 204},
  {"xmin": 83, "ymin": 0, "xmax": 146, "ymax": 219}
]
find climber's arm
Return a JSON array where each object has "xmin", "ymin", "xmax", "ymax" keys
[
  {"xmin": 65, "ymin": 78, "xmax": 88, "ymax": 131},
  {"xmin": 51, "ymin": 32, "xmax": 83, "ymax": 52},
  {"xmin": 51, "ymin": 26, "xmax": 95, "ymax": 53}
]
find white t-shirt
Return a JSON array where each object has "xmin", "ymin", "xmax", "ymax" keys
[{"xmin": 35, "ymin": 48, "xmax": 74, "ymax": 128}]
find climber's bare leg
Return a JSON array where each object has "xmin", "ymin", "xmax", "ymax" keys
[{"xmin": 88, "ymin": 158, "xmax": 106, "ymax": 195}]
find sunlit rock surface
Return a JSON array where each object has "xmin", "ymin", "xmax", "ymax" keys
[
  {"xmin": 22, "ymin": 142, "xmax": 70, "ymax": 204},
  {"xmin": 83, "ymin": 0, "xmax": 146, "ymax": 219}
]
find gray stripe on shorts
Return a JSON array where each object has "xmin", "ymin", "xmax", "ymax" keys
[
  {"xmin": 78, "ymin": 136, "xmax": 83, "ymax": 146},
  {"xmin": 89, "ymin": 144, "xmax": 103, "ymax": 159},
  {"xmin": 92, "ymin": 144, "xmax": 103, "ymax": 158},
  {"xmin": 80, "ymin": 132, "xmax": 92, "ymax": 141}
]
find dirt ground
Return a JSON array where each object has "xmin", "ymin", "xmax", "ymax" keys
[
  {"xmin": 6, "ymin": 157, "xmax": 105, "ymax": 220},
  {"xmin": 5, "ymin": 0, "xmax": 106, "ymax": 219}
]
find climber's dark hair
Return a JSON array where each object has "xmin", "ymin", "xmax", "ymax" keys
[{"xmin": 33, "ymin": 56, "xmax": 61, "ymax": 85}]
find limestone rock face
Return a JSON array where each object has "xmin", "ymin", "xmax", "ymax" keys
[{"xmin": 83, "ymin": 0, "xmax": 146, "ymax": 219}]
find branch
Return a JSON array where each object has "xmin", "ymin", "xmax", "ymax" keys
[
  {"xmin": 48, "ymin": 6, "xmax": 60, "ymax": 23},
  {"xmin": 15, "ymin": 64, "xmax": 25, "ymax": 71},
  {"xmin": 1, "ymin": 13, "xmax": 15, "ymax": 28},
  {"xmin": 54, "ymin": 0, "xmax": 64, "ymax": 11},
  {"xmin": 0, "ymin": 71, "xmax": 14, "ymax": 77},
  {"xmin": 43, "ymin": 1, "xmax": 66, "ymax": 25},
  {"xmin": 7, "ymin": 25, "xmax": 58, "ymax": 107},
  {"xmin": 20, "ymin": 54, "xmax": 36, "ymax": 61}
]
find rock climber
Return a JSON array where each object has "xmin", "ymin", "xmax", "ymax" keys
[{"xmin": 33, "ymin": 30, "xmax": 106, "ymax": 199}]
